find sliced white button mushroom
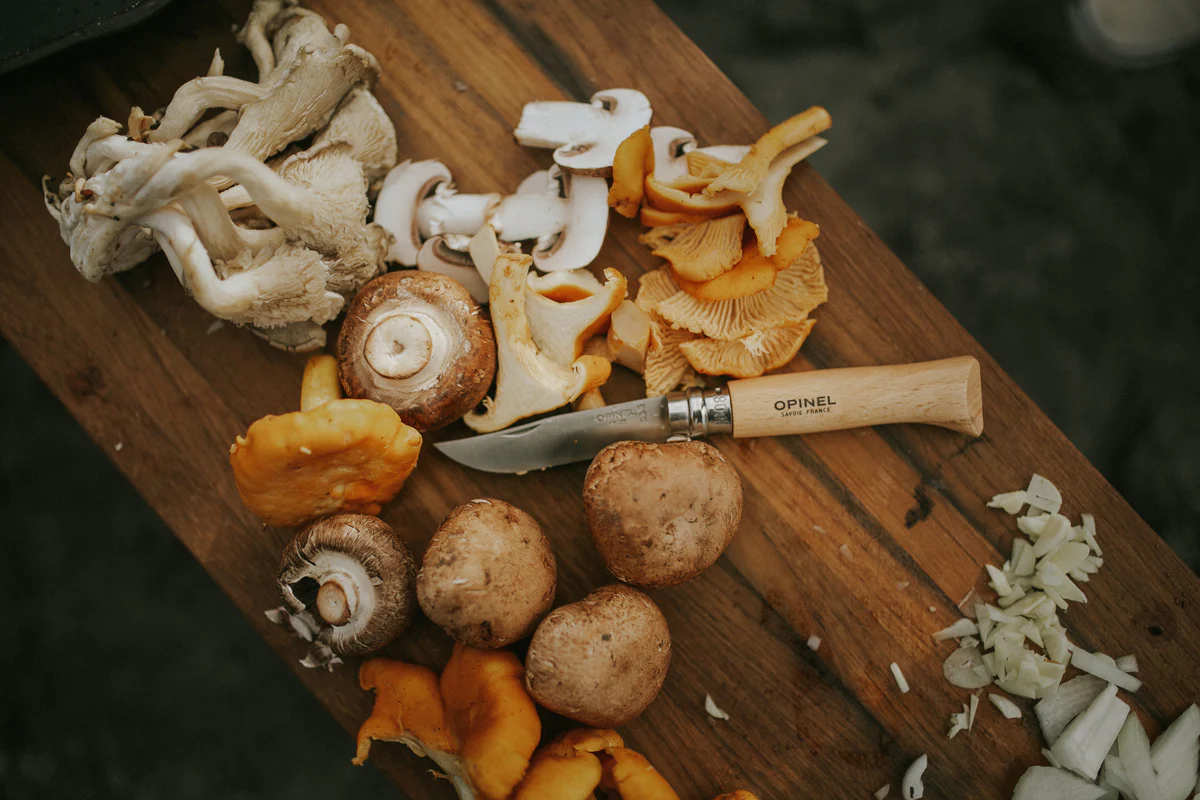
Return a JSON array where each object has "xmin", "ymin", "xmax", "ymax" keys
[
  {"xmin": 416, "ymin": 235, "xmax": 490, "ymax": 304},
  {"xmin": 374, "ymin": 159, "xmax": 454, "ymax": 266},
  {"xmin": 649, "ymin": 125, "xmax": 750, "ymax": 185},
  {"xmin": 514, "ymin": 88, "xmax": 653, "ymax": 175}
]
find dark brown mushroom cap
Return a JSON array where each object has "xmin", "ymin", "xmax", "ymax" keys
[
  {"xmin": 416, "ymin": 498, "xmax": 557, "ymax": 649},
  {"xmin": 278, "ymin": 514, "xmax": 417, "ymax": 657},
  {"xmin": 524, "ymin": 584, "xmax": 671, "ymax": 727},
  {"xmin": 337, "ymin": 271, "xmax": 496, "ymax": 431}
]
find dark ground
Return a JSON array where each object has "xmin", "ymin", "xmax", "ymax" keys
[{"xmin": 2, "ymin": 1, "xmax": 1198, "ymax": 797}]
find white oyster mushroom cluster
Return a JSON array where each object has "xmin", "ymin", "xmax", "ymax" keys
[{"xmin": 43, "ymin": 0, "xmax": 398, "ymax": 351}]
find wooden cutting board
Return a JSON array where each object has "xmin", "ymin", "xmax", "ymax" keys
[{"xmin": 1, "ymin": 1, "xmax": 1196, "ymax": 797}]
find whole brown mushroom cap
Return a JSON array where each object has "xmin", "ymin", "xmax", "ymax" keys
[
  {"xmin": 337, "ymin": 271, "xmax": 496, "ymax": 431},
  {"xmin": 417, "ymin": 498, "xmax": 557, "ymax": 649},
  {"xmin": 584, "ymin": 440, "xmax": 743, "ymax": 588},
  {"xmin": 274, "ymin": 514, "xmax": 417, "ymax": 667},
  {"xmin": 524, "ymin": 584, "xmax": 671, "ymax": 727}
]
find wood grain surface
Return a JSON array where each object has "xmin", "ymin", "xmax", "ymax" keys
[{"xmin": 1, "ymin": 1, "xmax": 1197, "ymax": 797}]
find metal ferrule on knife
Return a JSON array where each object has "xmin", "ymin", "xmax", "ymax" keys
[{"xmin": 666, "ymin": 388, "xmax": 733, "ymax": 440}]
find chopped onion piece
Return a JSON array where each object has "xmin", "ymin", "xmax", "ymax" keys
[
  {"xmin": 1046, "ymin": 542, "xmax": 1092, "ymax": 575},
  {"xmin": 1117, "ymin": 713, "xmax": 1162, "ymax": 800},
  {"xmin": 998, "ymin": 584, "xmax": 1028, "ymax": 608},
  {"xmin": 1115, "ymin": 654, "xmax": 1138, "ymax": 673},
  {"xmin": 1104, "ymin": 754, "xmax": 1137, "ymax": 798},
  {"xmin": 1018, "ymin": 515, "xmax": 1048, "ymax": 538},
  {"xmin": 902, "ymin": 754, "xmax": 927, "ymax": 800},
  {"xmin": 948, "ymin": 705, "xmax": 969, "ymax": 739},
  {"xmin": 1036, "ymin": 675, "xmax": 1108, "ymax": 745},
  {"xmin": 1071, "ymin": 649, "xmax": 1143, "ymax": 693},
  {"xmin": 959, "ymin": 635, "xmax": 979, "ymax": 648},
  {"xmin": 807, "ymin": 635, "xmax": 822, "ymax": 651},
  {"xmin": 1080, "ymin": 513, "xmax": 1102, "ymax": 556},
  {"xmin": 968, "ymin": 692, "xmax": 980, "ymax": 730},
  {"xmin": 1032, "ymin": 516, "xmax": 1072, "ymax": 558},
  {"xmin": 1043, "ymin": 748, "xmax": 1063, "ymax": 769},
  {"xmin": 874, "ymin": 785, "xmax": 890, "ymax": 800},
  {"xmin": 704, "ymin": 693, "xmax": 730, "ymax": 721},
  {"xmin": 943, "ymin": 646, "xmax": 993, "ymax": 689},
  {"xmin": 932, "ymin": 618, "xmax": 978, "ymax": 642},
  {"xmin": 988, "ymin": 490, "xmax": 1027, "ymax": 515},
  {"xmin": 1026, "ymin": 474, "xmax": 1063, "ymax": 514},
  {"xmin": 1012, "ymin": 538, "xmax": 1037, "ymax": 576},
  {"xmin": 1012, "ymin": 766, "xmax": 1106, "ymax": 800},
  {"xmin": 987, "ymin": 564, "xmax": 1013, "ymax": 596},
  {"xmin": 1069, "ymin": 568, "xmax": 1091, "ymax": 583},
  {"xmin": 1150, "ymin": 704, "xmax": 1200, "ymax": 800},
  {"xmin": 1050, "ymin": 683, "xmax": 1130, "ymax": 780},
  {"xmin": 890, "ymin": 662, "xmax": 910, "ymax": 694}
]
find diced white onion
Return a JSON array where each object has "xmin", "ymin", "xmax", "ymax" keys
[
  {"xmin": 1150, "ymin": 704, "xmax": 1200, "ymax": 800},
  {"xmin": 1115, "ymin": 654, "xmax": 1138, "ymax": 673},
  {"xmin": 1035, "ymin": 675, "xmax": 1108, "ymax": 745},
  {"xmin": 704, "ymin": 693, "xmax": 730, "ymax": 721},
  {"xmin": 989, "ymin": 693, "xmax": 1023, "ymax": 719},
  {"xmin": 890, "ymin": 662, "xmax": 910, "ymax": 694},
  {"xmin": 988, "ymin": 490, "xmax": 1027, "ymax": 515},
  {"xmin": 902, "ymin": 754, "xmax": 927, "ymax": 800},
  {"xmin": 874, "ymin": 785, "xmax": 890, "ymax": 800},
  {"xmin": 1050, "ymin": 683, "xmax": 1130, "ymax": 780},
  {"xmin": 807, "ymin": 635, "xmax": 822, "ymax": 651},
  {"xmin": 1071, "ymin": 649, "xmax": 1143, "ymax": 693},
  {"xmin": 1026, "ymin": 474, "xmax": 1063, "ymax": 514},
  {"xmin": 1012, "ymin": 766, "xmax": 1107, "ymax": 800},
  {"xmin": 932, "ymin": 618, "xmax": 978, "ymax": 642}
]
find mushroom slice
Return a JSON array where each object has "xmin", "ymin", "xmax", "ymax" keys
[
  {"xmin": 643, "ymin": 174, "xmax": 741, "ymax": 217},
  {"xmin": 740, "ymin": 137, "xmax": 828, "ymax": 256},
  {"xmin": 648, "ymin": 244, "xmax": 828, "ymax": 340},
  {"xmin": 609, "ymin": 125, "xmax": 654, "ymax": 217},
  {"xmin": 272, "ymin": 514, "xmax": 417, "ymax": 667},
  {"xmin": 416, "ymin": 234, "xmax": 490, "ymax": 304},
  {"xmin": 440, "ymin": 643, "xmax": 543, "ymax": 800},
  {"xmin": 464, "ymin": 254, "xmax": 611, "ymax": 432},
  {"xmin": 527, "ymin": 268, "xmax": 604, "ymax": 302},
  {"xmin": 642, "ymin": 214, "xmax": 746, "ymax": 282},
  {"xmin": 513, "ymin": 729, "xmax": 625, "ymax": 800},
  {"xmin": 639, "ymin": 207, "xmax": 718, "ymax": 228},
  {"xmin": 703, "ymin": 106, "xmax": 832, "ymax": 196},
  {"xmin": 607, "ymin": 300, "xmax": 651, "ymax": 373},
  {"xmin": 338, "ymin": 271, "xmax": 496, "ymax": 431},
  {"xmin": 526, "ymin": 268, "xmax": 628, "ymax": 366},
  {"xmin": 229, "ymin": 355, "xmax": 422, "ymax": 526},
  {"xmin": 374, "ymin": 159, "xmax": 453, "ymax": 265},
  {"xmin": 515, "ymin": 88, "xmax": 654, "ymax": 176},
  {"xmin": 313, "ymin": 87, "xmax": 399, "ymax": 188},
  {"xmin": 530, "ymin": 167, "xmax": 609, "ymax": 273},
  {"xmin": 686, "ymin": 149, "xmax": 735, "ymax": 179},
  {"xmin": 599, "ymin": 747, "xmax": 683, "ymax": 799},
  {"xmin": 648, "ymin": 126, "xmax": 750, "ymax": 185},
  {"xmin": 681, "ymin": 319, "xmax": 817, "ymax": 378},
  {"xmin": 355, "ymin": 645, "xmax": 541, "ymax": 800}
]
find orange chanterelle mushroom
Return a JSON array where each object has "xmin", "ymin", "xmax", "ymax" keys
[
  {"xmin": 230, "ymin": 354, "xmax": 422, "ymax": 526},
  {"xmin": 355, "ymin": 643, "xmax": 541, "ymax": 800},
  {"xmin": 513, "ymin": 728, "xmax": 762, "ymax": 800}
]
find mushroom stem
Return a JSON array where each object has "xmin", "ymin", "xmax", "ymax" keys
[
  {"xmin": 416, "ymin": 191, "xmax": 500, "ymax": 239},
  {"xmin": 364, "ymin": 314, "xmax": 434, "ymax": 379},
  {"xmin": 174, "ymin": 183, "xmax": 257, "ymax": 262},
  {"xmin": 317, "ymin": 579, "xmax": 354, "ymax": 625},
  {"xmin": 150, "ymin": 76, "xmax": 269, "ymax": 143},
  {"xmin": 300, "ymin": 354, "xmax": 343, "ymax": 411}
]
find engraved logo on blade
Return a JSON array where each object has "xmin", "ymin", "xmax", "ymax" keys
[{"xmin": 596, "ymin": 406, "xmax": 649, "ymax": 425}]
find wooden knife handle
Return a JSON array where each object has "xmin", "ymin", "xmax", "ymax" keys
[{"xmin": 726, "ymin": 356, "xmax": 983, "ymax": 438}]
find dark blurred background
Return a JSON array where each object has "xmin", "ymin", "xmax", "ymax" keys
[{"xmin": 2, "ymin": 0, "xmax": 1197, "ymax": 797}]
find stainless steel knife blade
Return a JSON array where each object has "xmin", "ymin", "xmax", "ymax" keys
[{"xmin": 433, "ymin": 396, "xmax": 674, "ymax": 473}]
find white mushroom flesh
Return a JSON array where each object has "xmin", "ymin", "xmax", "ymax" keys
[
  {"xmin": 532, "ymin": 167, "xmax": 609, "ymax": 272},
  {"xmin": 374, "ymin": 159, "xmax": 453, "ymax": 265},
  {"xmin": 280, "ymin": 550, "xmax": 378, "ymax": 653},
  {"xmin": 360, "ymin": 304, "xmax": 455, "ymax": 391},
  {"xmin": 514, "ymin": 88, "xmax": 653, "ymax": 174}
]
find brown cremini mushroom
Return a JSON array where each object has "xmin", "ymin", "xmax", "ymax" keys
[
  {"xmin": 230, "ymin": 355, "xmax": 422, "ymax": 526},
  {"xmin": 338, "ymin": 271, "xmax": 496, "ymax": 432},
  {"xmin": 268, "ymin": 513, "xmax": 417, "ymax": 669},
  {"xmin": 525, "ymin": 584, "xmax": 671, "ymax": 727},
  {"xmin": 584, "ymin": 441, "xmax": 743, "ymax": 588},
  {"xmin": 418, "ymin": 499, "xmax": 556, "ymax": 648}
]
